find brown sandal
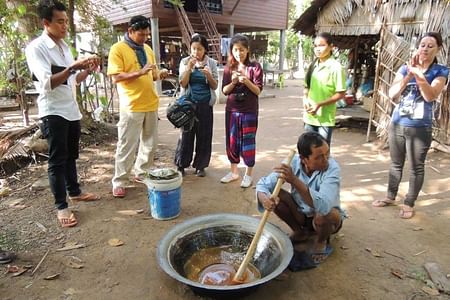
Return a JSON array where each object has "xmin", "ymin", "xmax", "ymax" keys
[
  {"xmin": 57, "ymin": 213, "xmax": 78, "ymax": 228},
  {"xmin": 372, "ymin": 198, "xmax": 396, "ymax": 207},
  {"xmin": 399, "ymin": 205, "xmax": 414, "ymax": 219},
  {"xmin": 69, "ymin": 193, "xmax": 100, "ymax": 202}
]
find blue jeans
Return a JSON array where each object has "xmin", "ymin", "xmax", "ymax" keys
[
  {"xmin": 304, "ymin": 124, "xmax": 333, "ymax": 146},
  {"xmin": 41, "ymin": 115, "xmax": 81, "ymax": 210}
]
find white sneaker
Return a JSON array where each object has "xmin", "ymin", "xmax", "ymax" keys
[
  {"xmin": 240, "ymin": 175, "xmax": 253, "ymax": 188},
  {"xmin": 220, "ymin": 172, "xmax": 239, "ymax": 183}
]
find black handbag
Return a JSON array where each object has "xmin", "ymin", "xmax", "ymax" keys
[{"xmin": 166, "ymin": 95, "xmax": 196, "ymax": 130}]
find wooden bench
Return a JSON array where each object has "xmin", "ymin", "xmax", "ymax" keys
[{"xmin": 263, "ymin": 69, "xmax": 287, "ymax": 88}]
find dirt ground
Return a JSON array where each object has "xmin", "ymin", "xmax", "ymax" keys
[{"xmin": 1, "ymin": 79, "xmax": 450, "ymax": 300}]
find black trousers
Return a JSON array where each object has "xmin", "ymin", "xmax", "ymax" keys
[
  {"xmin": 41, "ymin": 115, "xmax": 81, "ymax": 210},
  {"xmin": 174, "ymin": 102, "xmax": 213, "ymax": 170}
]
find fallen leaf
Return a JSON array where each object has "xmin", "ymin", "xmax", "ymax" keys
[
  {"xmin": 11, "ymin": 267, "xmax": 28, "ymax": 277},
  {"xmin": 117, "ymin": 209, "xmax": 144, "ymax": 216},
  {"xmin": 365, "ymin": 247, "xmax": 382, "ymax": 257},
  {"xmin": 66, "ymin": 255, "xmax": 83, "ymax": 263},
  {"xmin": 108, "ymin": 238, "xmax": 124, "ymax": 247},
  {"xmin": 64, "ymin": 260, "xmax": 84, "ymax": 269},
  {"xmin": 369, "ymin": 217, "xmax": 376, "ymax": 221},
  {"xmin": 421, "ymin": 286, "xmax": 440, "ymax": 296},
  {"xmin": 5, "ymin": 265, "xmax": 20, "ymax": 273},
  {"xmin": 44, "ymin": 273, "xmax": 60, "ymax": 280},
  {"xmin": 64, "ymin": 288, "xmax": 76, "ymax": 295},
  {"xmin": 35, "ymin": 222, "xmax": 47, "ymax": 233},
  {"xmin": 412, "ymin": 227, "xmax": 424, "ymax": 231},
  {"xmin": 391, "ymin": 269, "xmax": 405, "ymax": 279},
  {"xmin": 0, "ymin": 187, "xmax": 11, "ymax": 197},
  {"xmin": 111, "ymin": 217, "xmax": 127, "ymax": 222},
  {"xmin": 340, "ymin": 245, "xmax": 349, "ymax": 250},
  {"xmin": 56, "ymin": 243, "xmax": 86, "ymax": 252},
  {"xmin": 3, "ymin": 198, "xmax": 24, "ymax": 207}
]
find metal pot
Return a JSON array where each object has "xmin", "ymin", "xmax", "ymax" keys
[{"xmin": 157, "ymin": 213, "xmax": 293, "ymax": 298}]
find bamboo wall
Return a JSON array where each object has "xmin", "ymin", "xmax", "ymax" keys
[{"xmin": 316, "ymin": 0, "xmax": 450, "ymax": 144}]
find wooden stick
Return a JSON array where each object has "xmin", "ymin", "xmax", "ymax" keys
[
  {"xmin": 413, "ymin": 249, "xmax": 427, "ymax": 256},
  {"xmin": 233, "ymin": 149, "xmax": 296, "ymax": 283},
  {"xmin": 383, "ymin": 250, "xmax": 404, "ymax": 260},
  {"xmin": 31, "ymin": 249, "xmax": 50, "ymax": 276}
]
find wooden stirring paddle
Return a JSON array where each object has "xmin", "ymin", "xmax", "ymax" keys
[{"xmin": 233, "ymin": 149, "xmax": 296, "ymax": 283}]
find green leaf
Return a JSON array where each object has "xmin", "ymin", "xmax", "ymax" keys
[
  {"xmin": 17, "ymin": 4, "xmax": 27, "ymax": 16},
  {"xmin": 99, "ymin": 96, "xmax": 108, "ymax": 107}
]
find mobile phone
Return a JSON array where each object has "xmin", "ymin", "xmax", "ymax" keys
[{"xmin": 196, "ymin": 65, "xmax": 205, "ymax": 70}]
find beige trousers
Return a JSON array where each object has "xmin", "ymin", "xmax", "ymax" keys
[{"xmin": 112, "ymin": 111, "xmax": 158, "ymax": 188}]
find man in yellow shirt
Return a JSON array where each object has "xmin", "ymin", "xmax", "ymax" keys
[{"xmin": 107, "ymin": 15, "xmax": 168, "ymax": 198}]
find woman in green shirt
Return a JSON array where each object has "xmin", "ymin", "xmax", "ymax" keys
[{"xmin": 303, "ymin": 33, "xmax": 346, "ymax": 146}]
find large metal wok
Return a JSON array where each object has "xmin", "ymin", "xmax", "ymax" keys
[{"xmin": 157, "ymin": 213, "xmax": 293, "ymax": 298}]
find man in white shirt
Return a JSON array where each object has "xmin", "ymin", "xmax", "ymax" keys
[{"xmin": 25, "ymin": 0, "xmax": 100, "ymax": 228}]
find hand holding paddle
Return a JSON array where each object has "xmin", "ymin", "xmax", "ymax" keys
[{"xmin": 233, "ymin": 149, "xmax": 296, "ymax": 283}]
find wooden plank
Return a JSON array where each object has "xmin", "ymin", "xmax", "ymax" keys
[
  {"xmin": 230, "ymin": 0, "xmax": 241, "ymax": 15},
  {"xmin": 424, "ymin": 262, "xmax": 450, "ymax": 294}
]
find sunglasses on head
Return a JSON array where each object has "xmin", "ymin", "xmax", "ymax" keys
[{"xmin": 130, "ymin": 19, "xmax": 150, "ymax": 30}]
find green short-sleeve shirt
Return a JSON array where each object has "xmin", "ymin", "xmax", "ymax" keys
[{"xmin": 304, "ymin": 57, "xmax": 346, "ymax": 126}]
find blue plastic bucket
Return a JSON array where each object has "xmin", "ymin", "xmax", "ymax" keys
[{"xmin": 146, "ymin": 169, "xmax": 182, "ymax": 220}]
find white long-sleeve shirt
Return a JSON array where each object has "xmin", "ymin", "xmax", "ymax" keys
[{"xmin": 25, "ymin": 31, "xmax": 82, "ymax": 121}]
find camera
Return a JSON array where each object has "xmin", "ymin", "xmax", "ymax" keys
[
  {"xmin": 233, "ymin": 92, "xmax": 246, "ymax": 102},
  {"xmin": 399, "ymin": 104, "xmax": 414, "ymax": 116}
]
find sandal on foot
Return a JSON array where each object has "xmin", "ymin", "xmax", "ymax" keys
[
  {"xmin": 310, "ymin": 244, "xmax": 333, "ymax": 265},
  {"xmin": 69, "ymin": 192, "xmax": 100, "ymax": 202},
  {"xmin": 112, "ymin": 187, "xmax": 126, "ymax": 198},
  {"xmin": 399, "ymin": 205, "xmax": 414, "ymax": 219},
  {"xmin": 372, "ymin": 198, "xmax": 395, "ymax": 207},
  {"xmin": 57, "ymin": 212, "xmax": 78, "ymax": 228}
]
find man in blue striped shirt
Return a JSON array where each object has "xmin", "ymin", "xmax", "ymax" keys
[{"xmin": 256, "ymin": 132, "xmax": 344, "ymax": 265}]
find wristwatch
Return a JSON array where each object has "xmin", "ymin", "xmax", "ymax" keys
[{"xmin": 68, "ymin": 67, "xmax": 77, "ymax": 75}]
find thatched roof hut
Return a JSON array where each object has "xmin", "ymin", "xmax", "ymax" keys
[{"xmin": 293, "ymin": 0, "xmax": 450, "ymax": 146}]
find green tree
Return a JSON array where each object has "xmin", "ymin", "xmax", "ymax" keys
[
  {"xmin": 265, "ymin": 0, "xmax": 301, "ymax": 69},
  {"xmin": 0, "ymin": 0, "xmax": 38, "ymax": 126},
  {"xmin": 0, "ymin": 0, "xmax": 118, "ymax": 127}
]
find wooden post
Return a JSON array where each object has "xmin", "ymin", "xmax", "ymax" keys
[
  {"xmin": 229, "ymin": 24, "xmax": 235, "ymax": 37},
  {"xmin": 366, "ymin": 25, "xmax": 385, "ymax": 142},
  {"xmin": 351, "ymin": 36, "xmax": 360, "ymax": 95},
  {"xmin": 279, "ymin": 29, "xmax": 286, "ymax": 71}
]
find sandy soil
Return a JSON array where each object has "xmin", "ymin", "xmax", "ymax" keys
[{"xmin": 1, "ymin": 79, "xmax": 449, "ymax": 300}]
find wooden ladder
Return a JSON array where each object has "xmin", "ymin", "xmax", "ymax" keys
[
  {"xmin": 174, "ymin": 5, "xmax": 194, "ymax": 52},
  {"xmin": 174, "ymin": 1, "xmax": 222, "ymax": 64},
  {"xmin": 198, "ymin": 0, "xmax": 222, "ymax": 64}
]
